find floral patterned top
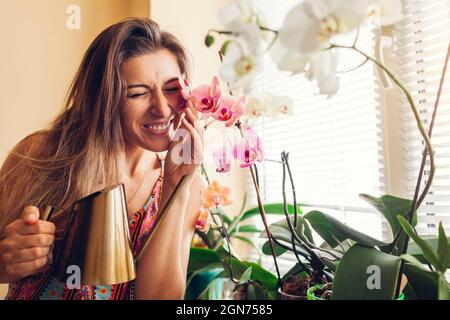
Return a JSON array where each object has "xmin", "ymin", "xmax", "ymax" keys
[{"xmin": 6, "ymin": 170, "xmax": 164, "ymax": 300}]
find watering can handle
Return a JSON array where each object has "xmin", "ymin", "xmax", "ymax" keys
[
  {"xmin": 41, "ymin": 205, "xmax": 57, "ymax": 221},
  {"xmin": 41, "ymin": 204, "xmax": 71, "ymax": 221}
]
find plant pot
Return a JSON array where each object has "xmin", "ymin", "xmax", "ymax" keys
[
  {"xmin": 306, "ymin": 284, "xmax": 406, "ymax": 300},
  {"xmin": 396, "ymin": 292, "xmax": 405, "ymax": 300},
  {"xmin": 306, "ymin": 284, "xmax": 333, "ymax": 300},
  {"xmin": 278, "ymin": 287, "xmax": 307, "ymax": 300},
  {"xmin": 306, "ymin": 284, "xmax": 326, "ymax": 300}
]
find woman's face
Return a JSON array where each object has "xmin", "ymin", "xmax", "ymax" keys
[{"xmin": 120, "ymin": 49, "xmax": 183, "ymax": 153}]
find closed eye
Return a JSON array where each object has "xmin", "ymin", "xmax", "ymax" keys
[
  {"xmin": 128, "ymin": 92, "xmax": 148, "ymax": 99},
  {"xmin": 164, "ymin": 87, "xmax": 180, "ymax": 94}
]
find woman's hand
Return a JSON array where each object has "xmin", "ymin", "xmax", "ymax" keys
[
  {"xmin": 164, "ymin": 99, "xmax": 204, "ymax": 188},
  {"xmin": 0, "ymin": 206, "xmax": 55, "ymax": 282}
]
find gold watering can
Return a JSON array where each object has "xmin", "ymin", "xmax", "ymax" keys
[
  {"xmin": 42, "ymin": 183, "xmax": 136, "ymax": 286},
  {"xmin": 41, "ymin": 173, "xmax": 194, "ymax": 287}
]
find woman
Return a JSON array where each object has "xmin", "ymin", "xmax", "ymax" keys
[{"xmin": 0, "ymin": 18, "xmax": 205, "ymax": 300}]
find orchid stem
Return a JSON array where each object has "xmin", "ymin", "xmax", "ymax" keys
[
  {"xmin": 281, "ymin": 151, "xmax": 309, "ymax": 274},
  {"xmin": 207, "ymin": 29, "xmax": 235, "ymax": 36},
  {"xmin": 200, "ymin": 163, "xmax": 211, "ymax": 185},
  {"xmin": 235, "ymin": 120, "xmax": 282, "ymax": 286},
  {"xmin": 211, "ymin": 206, "xmax": 239, "ymax": 284},
  {"xmin": 280, "ymin": 152, "xmax": 328, "ymax": 270}
]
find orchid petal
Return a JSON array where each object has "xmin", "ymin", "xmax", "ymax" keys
[
  {"xmin": 213, "ymin": 139, "xmax": 233, "ymax": 173},
  {"xmin": 279, "ymin": 2, "xmax": 323, "ymax": 54},
  {"xmin": 330, "ymin": 0, "xmax": 370, "ymax": 32},
  {"xmin": 269, "ymin": 39, "xmax": 308, "ymax": 75}
]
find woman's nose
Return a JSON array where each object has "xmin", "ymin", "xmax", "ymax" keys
[{"xmin": 149, "ymin": 89, "xmax": 172, "ymax": 118}]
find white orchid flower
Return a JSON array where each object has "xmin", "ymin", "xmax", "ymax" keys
[
  {"xmin": 266, "ymin": 94, "xmax": 295, "ymax": 119},
  {"xmin": 269, "ymin": 37, "xmax": 340, "ymax": 98},
  {"xmin": 219, "ymin": 23, "xmax": 263, "ymax": 92},
  {"xmin": 367, "ymin": 0, "xmax": 404, "ymax": 27},
  {"xmin": 245, "ymin": 96, "xmax": 270, "ymax": 120},
  {"xmin": 269, "ymin": 38, "xmax": 308, "ymax": 75},
  {"xmin": 244, "ymin": 93, "xmax": 294, "ymax": 121},
  {"xmin": 218, "ymin": 0, "xmax": 268, "ymax": 32},
  {"xmin": 279, "ymin": 0, "xmax": 370, "ymax": 54},
  {"xmin": 305, "ymin": 50, "xmax": 340, "ymax": 98}
]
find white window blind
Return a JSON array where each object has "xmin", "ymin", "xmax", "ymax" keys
[
  {"xmin": 241, "ymin": 0, "xmax": 386, "ymax": 274},
  {"xmin": 393, "ymin": 0, "xmax": 450, "ymax": 236}
]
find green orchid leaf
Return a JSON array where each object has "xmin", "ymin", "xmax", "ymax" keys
[
  {"xmin": 234, "ymin": 225, "xmax": 263, "ymax": 233},
  {"xmin": 359, "ymin": 194, "xmax": 417, "ymax": 232},
  {"xmin": 437, "ymin": 222, "xmax": 450, "ymax": 269},
  {"xmin": 188, "ymin": 247, "xmax": 223, "ymax": 273},
  {"xmin": 360, "ymin": 194, "xmax": 418, "ymax": 255},
  {"xmin": 402, "ymin": 263, "xmax": 440, "ymax": 300},
  {"xmin": 332, "ymin": 244, "xmax": 402, "ymax": 300},
  {"xmin": 397, "ymin": 216, "xmax": 442, "ymax": 271},
  {"xmin": 221, "ymin": 213, "xmax": 233, "ymax": 226},
  {"xmin": 408, "ymin": 236, "xmax": 450, "ymax": 266},
  {"xmin": 221, "ymin": 258, "xmax": 278, "ymax": 291},
  {"xmin": 185, "ymin": 269, "xmax": 223, "ymax": 300},
  {"xmin": 197, "ymin": 277, "xmax": 224, "ymax": 300},
  {"xmin": 246, "ymin": 281, "xmax": 274, "ymax": 300},
  {"xmin": 304, "ymin": 211, "xmax": 387, "ymax": 248},
  {"xmin": 241, "ymin": 203, "xmax": 301, "ymax": 221},
  {"xmin": 438, "ymin": 273, "xmax": 450, "ymax": 300},
  {"xmin": 238, "ymin": 267, "xmax": 253, "ymax": 285},
  {"xmin": 401, "ymin": 254, "xmax": 427, "ymax": 271},
  {"xmin": 262, "ymin": 240, "xmax": 289, "ymax": 256},
  {"xmin": 260, "ymin": 215, "xmax": 314, "ymax": 244}
]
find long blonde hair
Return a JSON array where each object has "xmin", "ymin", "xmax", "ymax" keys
[{"xmin": 0, "ymin": 18, "xmax": 189, "ymax": 232}]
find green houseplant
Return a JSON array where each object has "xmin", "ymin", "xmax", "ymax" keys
[{"xmin": 184, "ymin": 0, "xmax": 450, "ymax": 300}]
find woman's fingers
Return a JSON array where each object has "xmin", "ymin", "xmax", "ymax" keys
[
  {"xmin": 180, "ymin": 118, "xmax": 203, "ymax": 165},
  {"xmin": 8, "ymin": 233, "xmax": 55, "ymax": 249},
  {"xmin": 4, "ymin": 255, "xmax": 51, "ymax": 278},
  {"xmin": 2, "ymin": 246, "xmax": 51, "ymax": 264},
  {"xmin": 173, "ymin": 112, "xmax": 186, "ymax": 134},
  {"xmin": 4, "ymin": 220, "xmax": 56, "ymax": 236},
  {"xmin": 184, "ymin": 100, "xmax": 204, "ymax": 139}
]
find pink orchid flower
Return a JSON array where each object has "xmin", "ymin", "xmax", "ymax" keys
[
  {"xmin": 232, "ymin": 127, "xmax": 264, "ymax": 168},
  {"xmin": 182, "ymin": 76, "xmax": 222, "ymax": 115},
  {"xmin": 213, "ymin": 139, "xmax": 233, "ymax": 173},
  {"xmin": 212, "ymin": 95, "xmax": 246, "ymax": 127}
]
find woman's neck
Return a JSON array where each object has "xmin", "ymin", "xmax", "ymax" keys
[{"xmin": 122, "ymin": 143, "xmax": 160, "ymax": 178}]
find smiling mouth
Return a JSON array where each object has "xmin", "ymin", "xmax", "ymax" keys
[{"xmin": 141, "ymin": 118, "xmax": 174, "ymax": 135}]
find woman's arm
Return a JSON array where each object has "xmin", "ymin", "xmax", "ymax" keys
[{"xmin": 134, "ymin": 172, "xmax": 204, "ymax": 300}]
